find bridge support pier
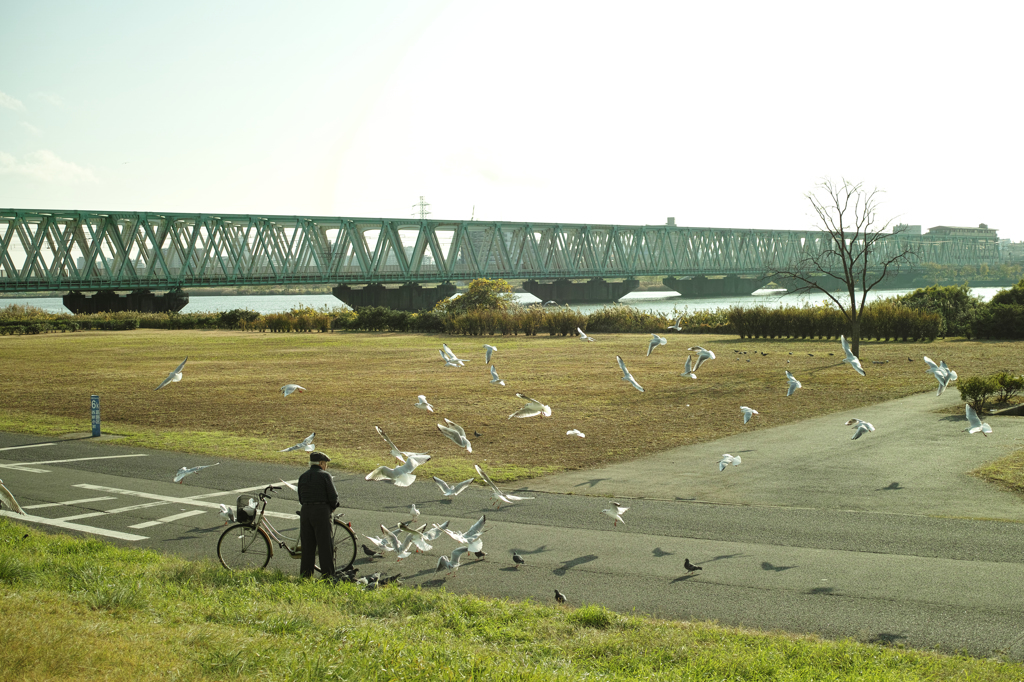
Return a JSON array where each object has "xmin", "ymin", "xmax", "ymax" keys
[
  {"xmin": 63, "ymin": 289, "xmax": 189, "ymax": 314},
  {"xmin": 521, "ymin": 278, "xmax": 639, "ymax": 304},
  {"xmin": 662, "ymin": 276, "xmax": 766, "ymax": 297},
  {"xmin": 332, "ymin": 282, "xmax": 457, "ymax": 312}
]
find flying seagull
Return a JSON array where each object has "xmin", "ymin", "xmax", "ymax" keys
[
  {"xmin": 444, "ymin": 515, "xmax": 487, "ymax": 553},
  {"xmin": 475, "ymin": 464, "xmax": 534, "ymax": 508},
  {"xmin": 680, "ymin": 354, "xmax": 696, "ymax": 379},
  {"xmin": 280, "ymin": 384, "xmax": 305, "ymax": 397},
  {"xmin": 965, "ymin": 404, "xmax": 992, "ymax": 436},
  {"xmin": 602, "ymin": 502, "xmax": 628, "ymax": 526},
  {"xmin": 440, "ymin": 343, "xmax": 469, "ymax": 367},
  {"xmin": 647, "ymin": 333, "xmax": 667, "ymax": 357},
  {"xmin": 577, "ymin": 327, "xmax": 595, "ymax": 342},
  {"xmin": 688, "ymin": 346, "xmax": 716, "ymax": 371},
  {"xmin": 437, "ymin": 418, "xmax": 472, "ymax": 453},
  {"xmin": 667, "ymin": 316, "xmax": 684, "ymax": 332},
  {"xmin": 923, "ymin": 356, "xmax": 957, "ymax": 396},
  {"xmin": 785, "ymin": 370, "xmax": 802, "ymax": 397},
  {"xmin": 845, "ymin": 418, "xmax": 875, "ymax": 440},
  {"xmin": 483, "ymin": 344, "xmax": 497, "ymax": 364},
  {"xmin": 566, "ymin": 429, "xmax": 585, "ymax": 438},
  {"xmin": 415, "ymin": 395, "xmax": 434, "ymax": 413},
  {"xmin": 173, "ymin": 462, "xmax": 219, "ymax": 483},
  {"xmin": 0, "ymin": 479, "xmax": 26, "ymax": 515},
  {"xmin": 840, "ymin": 335, "xmax": 866, "ymax": 376},
  {"xmin": 740, "ymin": 406, "xmax": 758, "ymax": 424},
  {"xmin": 435, "ymin": 546, "xmax": 470, "ymax": 575},
  {"xmin": 375, "ymin": 426, "xmax": 430, "ymax": 463},
  {"xmin": 616, "ymin": 355, "xmax": 644, "ymax": 392},
  {"xmin": 365, "ymin": 452, "xmax": 431, "ymax": 487},
  {"xmin": 718, "ymin": 454, "xmax": 741, "ymax": 471},
  {"xmin": 279, "ymin": 432, "xmax": 315, "ymax": 452},
  {"xmin": 155, "ymin": 357, "xmax": 188, "ymax": 391},
  {"xmin": 433, "ymin": 476, "xmax": 475, "ymax": 497},
  {"xmin": 508, "ymin": 392, "xmax": 552, "ymax": 419},
  {"xmin": 489, "ymin": 365, "xmax": 506, "ymax": 387}
]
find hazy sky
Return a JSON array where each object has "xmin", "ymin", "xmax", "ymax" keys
[{"xmin": 2, "ymin": 1, "xmax": 1021, "ymax": 242}]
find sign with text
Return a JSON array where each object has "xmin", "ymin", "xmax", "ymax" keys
[{"xmin": 91, "ymin": 395, "xmax": 100, "ymax": 437}]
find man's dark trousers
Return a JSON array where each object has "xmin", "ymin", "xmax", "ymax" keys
[{"xmin": 299, "ymin": 503, "xmax": 334, "ymax": 578}]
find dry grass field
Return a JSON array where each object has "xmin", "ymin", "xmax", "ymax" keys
[{"xmin": 1, "ymin": 329, "xmax": 1021, "ymax": 483}]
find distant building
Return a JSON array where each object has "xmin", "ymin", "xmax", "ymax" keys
[
  {"xmin": 926, "ymin": 224, "xmax": 999, "ymax": 241},
  {"xmin": 895, "ymin": 224, "xmax": 922, "ymax": 236},
  {"xmin": 999, "ymin": 238, "xmax": 1024, "ymax": 262}
]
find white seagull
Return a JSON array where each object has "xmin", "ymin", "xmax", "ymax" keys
[
  {"xmin": 433, "ymin": 476, "xmax": 475, "ymax": 497},
  {"xmin": 577, "ymin": 327, "xmax": 595, "ymax": 342},
  {"xmin": 718, "ymin": 454, "xmax": 742, "ymax": 471},
  {"xmin": 647, "ymin": 333, "xmax": 667, "ymax": 357},
  {"xmin": 364, "ymin": 452, "xmax": 431, "ymax": 487},
  {"xmin": 923, "ymin": 356, "xmax": 958, "ymax": 396},
  {"xmin": 474, "ymin": 464, "xmax": 534, "ymax": 508},
  {"xmin": 444, "ymin": 514, "xmax": 487, "ymax": 552},
  {"xmin": 965, "ymin": 404, "xmax": 992, "ymax": 436},
  {"xmin": 484, "ymin": 344, "xmax": 497, "ymax": 364},
  {"xmin": 566, "ymin": 429, "xmax": 586, "ymax": 438},
  {"xmin": 437, "ymin": 418, "xmax": 472, "ymax": 453},
  {"xmin": 785, "ymin": 370, "xmax": 802, "ymax": 397},
  {"xmin": 217, "ymin": 503, "xmax": 235, "ymax": 525},
  {"xmin": 680, "ymin": 355, "xmax": 696, "ymax": 379},
  {"xmin": 667, "ymin": 316, "xmax": 684, "ymax": 332},
  {"xmin": 440, "ymin": 343, "xmax": 469, "ymax": 367},
  {"xmin": 845, "ymin": 418, "xmax": 875, "ymax": 440},
  {"xmin": 280, "ymin": 384, "xmax": 305, "ymax": 396},
  {"xmin": 602, "ymin": 502, "xmax": 628, "ymax": 526},
  {"xmin": 840, "ymin": 335, "xmax": 866, "ymax": 376},
  {"xmin": 278, "ymin": 479, "xmax": 299, "ymax": 492},
  {"xmin": 0, "ymin": 479, "xmax": 26, "ymax": 515},
  {"xmin": 688, "ymin": 346, "xmax": 716, "ymax": 371},
  {"xmin": 173, "ymin": 462, "xmax": 219, "ymax": 483},
  {"xmin": 740, "ymin": 406, "xmax": 758, "ymax": 424},
  {"xmin": 155, "ymin": 357, "xmax": 188, "ymax": 391},
  {"xmin": 397, "ymin": 521, "xmax": 433, "ymax": 553},
  {"xmin": 617, "ymin": 355, "xmax": 645, "ymax": 392},
  {"xmin": 415, "ymin": 395, "xmax": 434, "ymax": 413},
  {"xmin": 279, "ymin": 432, "xmax": 315, "ymax": 452},
  {"xmin": 375, "ymin": 426, "xmax": 430, "ymax": 463},
  {"xmin": 508, "ymin": 392, "xmax": 552, "ymax": 419},
  {"xmin": 490, "ymin": 365, "xmax": 506, "ymax": 387},
  {"xmin": 436, "ymin": 546, "xmax": 471, "ymax": 575}
]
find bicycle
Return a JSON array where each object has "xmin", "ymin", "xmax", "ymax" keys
[{"xmin": 217, "ymin": 484, "xmax": 357, "ymax": 574}]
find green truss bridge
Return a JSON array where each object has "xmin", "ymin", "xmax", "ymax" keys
[{"xmin": 0, "ymin": 209, "xmax": 1001, "ymax": 312}]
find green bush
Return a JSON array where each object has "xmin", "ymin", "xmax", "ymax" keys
[
  {"xmin": 989, "ymin": 277, "xmax": 1024, "ymax": 305},
  {"xmin": 585, "ymin": 304, "xmax": 668, "ymax": 333},
  {"xmin": 992, "ymin": 372, "xmax": 1024, "ymax": 404},
  {"xmin": 894, "ymin": 284, "xmax": 983, "ymax": 337},
  {"xmin": 971, "ymin": 303, "xmax": 1024, "ymax": 339},
  {"xmin": 958, "ymin": 375, "xmax": 999, "ymax": 413}
]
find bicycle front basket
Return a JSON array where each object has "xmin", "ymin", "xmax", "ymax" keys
[{"xmin": 236, "ymin": 495, "xmax": 254, "ymax": 524}]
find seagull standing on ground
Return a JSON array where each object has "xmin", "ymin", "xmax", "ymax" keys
[
  {"xmin": 840, "ymin": 335, "xmax": 866, "ymax": 376},
  {"xmin": 484, "ymin": 344, "xmax": 497, "ymax": 364},
  {"xmin": 0, "ymin": 479, "xmax": 26, "ymax": 514},
  {"xmin": 740, "ymin": 407, "xmax": 758, "ymax": 424},
  {"xmin": 845, "ymin": 418, "xmax": 875, "ymax": 440},
  {"xmin": 437, "ymin": 418, "xmax": 473, "ymax": 452},
  {"xmin": 475, "ymin": 464, "xmax": 534, "ymax": 508},
  {"xmin": 279, "ymin": 432, "xmax": 315, "ymax": 452},
  {"xmin": 785, "ymin": 370, "xmax": 802, "ymax": 397},
  {"xmin": 718, "ymin": 454, "xmax": 741, "ymax": 471},
  {"xmin": 415, "ymin": 395, "xmax": 434, "ymax": 412},
  {"xmin": 155, "ymin": 357, "xmax": 188, "ymax": 390},
  {"xmin": 617, "ymin": 355, "xmax": 645, "ymax": 392},
  {"xmin": 508, "ymin": 392, "xmax": 552, "ymax": 419},
  {"xmin": 647, "ymin": 333, "xmax": 667, "ymax": 357},
  {"xmin": 280, "ymin": 384, "xmax": 305, "ymax": 396},
  {"xmin": 965, "ymin": 404, "xmax": 992, "ymax": 436},
  {"xmin": 602, "ymin": 502, "xmax": 628, "ymax": 526},
  {"xmin": 173, "ymin": 462, "xmax": 219, "ymax": 483}
]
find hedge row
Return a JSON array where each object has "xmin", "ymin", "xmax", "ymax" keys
[{"xmin": 727, "ymin": 300, "xmax": 941, "ymax": 341}]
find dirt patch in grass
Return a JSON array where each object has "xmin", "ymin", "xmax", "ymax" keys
[{"xmin": 1, "ymin": 329, "xmax": 1021, "ymax": 482}]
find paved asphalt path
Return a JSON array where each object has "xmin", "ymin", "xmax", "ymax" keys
[{"xmin": 2, "ymin": 389, "xmax": 1024, "ymax": 660}]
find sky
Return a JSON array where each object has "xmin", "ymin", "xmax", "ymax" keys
[{"xmin": 1, "ymin": 1, "xmax": 1022, "ymax": 242}]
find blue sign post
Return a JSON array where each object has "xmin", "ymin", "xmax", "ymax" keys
[{"xmin": 90, "ymin": 395, "xmax": 100, "ymax": 437}]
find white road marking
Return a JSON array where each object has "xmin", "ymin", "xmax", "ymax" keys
[
  {"xmin": 129, "ymin": 509, "xmax": 207, "ymax": 529},
  {"xmin": 0, "ymin": 509, "xmax": 148, "ymax": 541},
  {"xmin": 22, "ymin": 496, "xmax": 117, "ymax": 510},
  {"xmin": 74, "ymin": 483, "xmax": 299, "ymax": 520},
  {"xmin": 0, "ymin": 453, "xmax": 149, "ymax": 472},
  {"xmin": 0, "ymin": 442, "xmax": 56, "ymax": 452},
  {"xmin": 59, "ymin": 499, "xmax": 174, "ymax": 521}
]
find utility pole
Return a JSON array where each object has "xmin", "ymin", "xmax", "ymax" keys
[{"xmin": 412, "ymin": 196, "xmax": 431, "ymax": 220}]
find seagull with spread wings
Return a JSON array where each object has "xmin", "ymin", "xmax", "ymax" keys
[
  {"xmin": 688, "ymin": 346, "xmax": 716, "ymax": 371},
  {"xmin": 437, "ymin": 418, "xmax": 472, "ymax": 452},
  {"xmin": 508, "ymin": 392, "xmax": 552, "ymax": 419},
  {"xmin": 740, "ymin": 406, "xmax": 758, "ymax": 424},
  {"xmin": 173, "ymin": 462, "xmax": 219, "ymax": 483},
  {"xmin": 475, "ymin": 464, "xmax": 534, "ymax": 508},
  {"xmin": 155, "ymin": 357, "xmax": 188, "ymax": 391},
  {"xmin": 0, "ymin": 479, "xmax": 26, "ymax": 515},
  {"xmin": 577, "ymin": 327, "xmax": 595, "ymax": 342},
  {"xmin": 280, "ymin": 384, "xmax": 306, "ymax": 397},
  {"xmin": 415, "ymin": 394, "xmax": 434, "ymax": 412},
  {"xmin": 785, "ymin": 370, "xmax": 802, "ymax": 397},
  {"xmin": 483, "ymin": 344, "xmax": 497, "ymax": 364},
  {"xmin": 433, "ymin": 476, "xmax": 475, "ymax": 497},
  {"xmin": 840, "ymin": 335, "xmax": 866, "ymax": 376},
  {"xmin": 279, "ymin": 432, "xmax": 315, "ymax": 452},
  {"xmin": 490, "ymin": 365, "xmax": 506, "ymax": 387},
  {"xmin": 602, "ymin": 502, "xmax": 628, "ymax": 526},
  {"xmin": 647, "ymin": 333, "xmax": 667, "ymax": 357},
  {"xmin": 845, "ymin": 418, "xmax": 875, "ymax": 440},
  {"xmin": 617, "ymin": 355, "xmax": 644, "ymax": 392},
  {"xmin": 375, "ymin": 426, "xmax": 430, "ymax": 463},
  {"xmin": 365, "ymin": 452, "xmax": 431, "ymax": 487},
  {"xmin": 965, "ymin": 404, "xmax": 992, "ymax": 436}
]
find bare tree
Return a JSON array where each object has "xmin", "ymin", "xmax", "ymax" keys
[{"xmin": 767, "ymin": 178, "xmax": 919, "ymax": 358}]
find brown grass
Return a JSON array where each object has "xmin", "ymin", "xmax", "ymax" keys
[{"xmin": 1, "ymin": 330, "xmax": 1022, "ymax": 482}]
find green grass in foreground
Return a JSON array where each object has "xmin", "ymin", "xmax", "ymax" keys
[{"xmin": 1, "ymin": 519, "xmax": 1021, "ymax": 681}]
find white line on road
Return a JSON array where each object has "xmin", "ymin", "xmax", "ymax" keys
[
  {"xmin": 0, "ymin": 509, "xmax": 149, "ymax": 541},
  {"xmin": 58, "ymin": 499, "xmax": 174, "ymax": 521},
  {"xmin": 0, "ymin": 453, "xmax": 149, "ymax": 472},
  {"xmin": 0, "ymin": 442, "xmax": 56, "ymax": 452},
  {"xmin": 22, "ymin": 496, "xmax": 117, "ymax": 510},
  {"xmin": 129, "ymin": 509, "xmax": 207, "ymax": 529},
  {"xmin": 74, "ymin": 483, "xmax": 299, "ymax": 520}
]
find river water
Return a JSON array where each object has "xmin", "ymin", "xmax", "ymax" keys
[{"xmin": 2, "ymin": 287, "xmax": 1006, "ymax": 317}]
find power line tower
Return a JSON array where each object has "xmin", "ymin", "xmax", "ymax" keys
[{"xmin": 412, "ymin": 196, "xmax": 431, "ymax": 220}]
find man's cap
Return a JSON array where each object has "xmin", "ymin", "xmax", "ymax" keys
[{"xmin": 309, "ymin": 451, "xmax": 331, "ymax": 463}]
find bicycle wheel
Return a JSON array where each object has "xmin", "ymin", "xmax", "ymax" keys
[
  {"xmin": 218, "ymin": 523, "xmax": 272, "ymax": 570},
  {"xmin": 331, "ymin": 518, "xmax": 358, "ymax": 572}
]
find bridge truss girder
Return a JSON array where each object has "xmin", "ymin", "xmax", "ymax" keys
[{"xmin": 0, "ymin": 210, "xmax": 1001, "ymax": 293}]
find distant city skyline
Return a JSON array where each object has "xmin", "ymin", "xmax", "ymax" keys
[{"xmin": 2, "ymin": 1, "xmax": 1021, "ymax": 243}]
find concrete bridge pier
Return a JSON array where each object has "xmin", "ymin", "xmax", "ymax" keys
[
  {"xmin": 663, "ymin": 276, "xmax": 766, "ymax": 297},
  {"xmin": 332, "ymin": 282, "xmax": 457, "ymax": 312},
  {"xmin": 62, "ymin": 289, "xmax": 189, "ymax": 314},
  {"xmin": 521, "ymin": 278, "xmax": 639, "ymax": 304}
]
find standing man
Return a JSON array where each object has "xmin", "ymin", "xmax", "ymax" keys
[{"xmin": 298, "ymin": 451, "xmax": 339, "ymax": 579}]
